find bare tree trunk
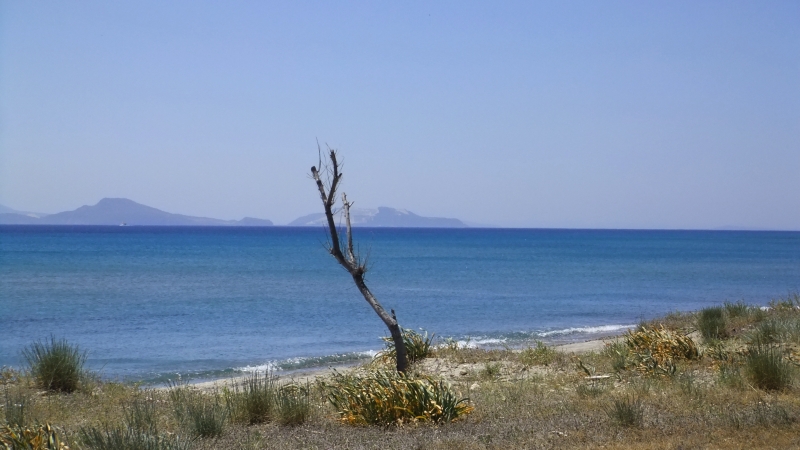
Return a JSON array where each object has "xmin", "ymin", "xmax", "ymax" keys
[{"xmin": 310, "ymin": 149, "xmax": 409, "ymax": 373}]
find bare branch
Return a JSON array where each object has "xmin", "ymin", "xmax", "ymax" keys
[{"xmin": 309, "ymin": 148, "xmax": 408, "ymax": 373}]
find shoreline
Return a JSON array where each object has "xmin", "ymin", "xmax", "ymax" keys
[
  {"xmin": 135, "ymin": 325, "xmax": 636, "ymax": 389},
  {"xmin": 184, "ymin": 334, "xmax": 619, "ymax": 392}
]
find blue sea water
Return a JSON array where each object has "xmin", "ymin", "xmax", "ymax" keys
[{"xmin": 1, "ymin": 226, "xmax": 799, "ymax": 384}]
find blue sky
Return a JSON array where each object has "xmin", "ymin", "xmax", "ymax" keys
[{"xmin": 1, "ymin": 1, "xmax": 798, "ymax": 228}]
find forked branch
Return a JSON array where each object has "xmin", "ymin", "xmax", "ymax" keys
[{"xmin": 310, "ymin": 148, "xmax": 408, "ymax": 373}]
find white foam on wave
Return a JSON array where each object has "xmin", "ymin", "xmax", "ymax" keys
[
  {"xmin": 236, "ymin": 361, "xmax": 280, "ymax": 374},
  {"xmin": 234, "ymin": 349, "xmax": 380, "ymax": 374},
  {"xmin": 235, "ymin": 326, "xmax": 634, "ymax": 373},
  {"xmin": 538, "ymin": 324, "xmax": 636, "ymax": 337},
  {"xmin": 452, "ymin": 338, "xmax": 507, "ymax": 348}
]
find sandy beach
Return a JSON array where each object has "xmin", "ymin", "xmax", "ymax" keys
[{"xmin": 185, "ymin": 335, "xmax": 615, "ymax": 392}]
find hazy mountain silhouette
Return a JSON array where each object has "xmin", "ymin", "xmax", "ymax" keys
[
  {"xmin": 0, "ymin": 213, "xmax": 43, "ymax": 224},
  {"xmin": 288, "ymin": 206, "xmax": 466, "ymax": 228},
  {"xmin": 0, "ymin": 204, "xmax": 48, "ymax": 217},
  {"xmin": 0, "ymin": 198, "xmax": 273, "ymax": 226}
]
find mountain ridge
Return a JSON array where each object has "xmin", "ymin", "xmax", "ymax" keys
[
  {"xmin": 0, "ymin": 200, "xmax": 467, "ymax": 228},
  {"xmin": 0, "ymin": 198, "xmax": 273, "ymax": 226},
  {"xmin": 288, "ymin": 206, "xmax": 467, "ymax": 228}
]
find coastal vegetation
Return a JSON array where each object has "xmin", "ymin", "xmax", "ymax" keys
[
  {"xmin": 377, "ymin": 328, "xmax": 435, "ymax": 365},
  {"xmin": 21, "ymin": 335, "xmax": 88, "ymax": 394},
  {"xmin": 3, "ymin": 294, "xmax": 800, "ymax": 449},
  {"xmin": 323, "ymin": 369, "xmax": 473, "ymax": 425}
]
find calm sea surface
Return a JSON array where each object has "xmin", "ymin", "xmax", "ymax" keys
[{"xmin": 1, "ymin": 226, "xmax": 799, "ymax": 383}]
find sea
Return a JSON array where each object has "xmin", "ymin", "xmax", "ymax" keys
[{"xmin": 1, "ymin": 226, "xmax": 799, "ymax": 384}]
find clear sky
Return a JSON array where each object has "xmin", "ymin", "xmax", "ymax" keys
[{"xmin": 1, "ymin": 1, "xmax": 798, "ymax": 229}]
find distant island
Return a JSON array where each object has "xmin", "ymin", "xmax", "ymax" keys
[
  {"xmin": 288, "ymin": 207, "xmax": 467, "ymax": 228},
  {"xmin": 0, "ymin": 198, "xmax": 273, "ymax": 226},
  {"xmin": 0, "ymin": 200, "xmax": 468, "ymax": 228}
]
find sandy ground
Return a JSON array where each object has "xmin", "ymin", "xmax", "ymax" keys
[
  {"xmin": 183, "ymin": 336, "xmax": 616, "ymax": 392},
  {"xmin": 187, "ymin": 366, "xmax": 342, "ymax": 392},
  {"xmin": 554, "ymin": 337, "xmax": 611, "ymax": 353}
]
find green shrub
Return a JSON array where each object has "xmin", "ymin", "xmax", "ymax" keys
[
  {"xmin": 324, "ymin": 370, "xmax": 473, "ymax": 425},
  {"xmin": 21, "ymin": 336, "xmax": 87, "ymax": 393},
  {"xmin": 745, "ymin": 341, "xmax": 794, "ymax": 391},
  {"xmin": 378, "ymin": 328, "xmax": 434, "ymax": 364},
  {"xmin": 698, "ymin": 307, "xmax": 729, "ymax": 340},
  {"xmin": 275, "ymin": 383, "xmax": 310, "ymax": 426},
  {"xmin": 225, "ymin": 372, "xmax": 277, "ymax": 425}
]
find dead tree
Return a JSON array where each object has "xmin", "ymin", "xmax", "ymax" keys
[{"xmin": 310, "ymin": 148, "xmax": 409, "ymax": 373}]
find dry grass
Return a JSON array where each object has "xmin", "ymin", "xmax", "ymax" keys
[{"xmin": 3, "ymin": 296, "xmax": 800, "ymax": 449}]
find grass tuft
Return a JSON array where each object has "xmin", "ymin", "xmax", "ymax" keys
[
  {"xmin": 749, "ymin": 317, "xmax": 800, "ymax": 345},
  {"xmin": 519, "ymin": 341, "xmax": 558, "ymax": 366},
  {"xmin": 78, "ymin": 425, "xmax": 191, "ymax": 450},
  {"xmin": 80, "ymin": 394, "xmax": 192, "ymax": 450},
  {"xmin": 724, "ymin": 300, "xmax": 750, "ymax": 318},
  {"xmin": 225, "ymin": 372, "xmax": 277, "ymax": 425},
  {"xmin": 378, "ymin": 328, "xmax": 434, "ymax": 365},
  {"xmin": 275, "ymin": 383, "xmax": 311, "ymax": 426},
  {"xmin": 125, "ymin": 396, "xmax": 159, "ymax": 434},
  {"xmin": 21, "ymin": 336, "xmax": 87, "ymax": 393},
  {"xmin": 698, "ymin": 306, "xmax": 729, "ymax": 341},
  {"xmin": 605, "ymin": 395, "xmax": 643, "ymax": 427},
  {"xmin": 170, "ymin": 386, "xmax": 227, "ymax": 438},
  {"xmin": 744, "ymin": 340, "xmax": 794, "ymax": 391},
  {"xmin": 222, "ymin": 373, "xmax": 311, "ymax": 427},
  {"xmin": 750, "ymin": 319, "xmax": 782, "ymax": 344},
  {"xmin": 576, "ymin": 382, "xmax": 606, "ymax": 398},
  {"xmin": 603, "ymin": 340, "xmax": 630, "ymax": 372}
]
